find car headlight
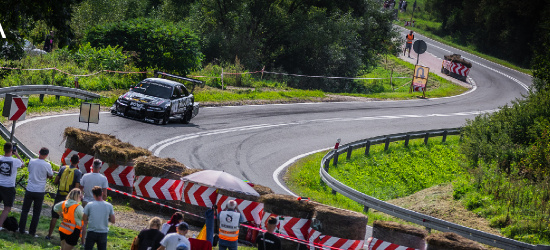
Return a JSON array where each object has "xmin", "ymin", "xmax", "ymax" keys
[{"xmin": 148, "ymin": 106, "xmax": 163, "ymax": 111}]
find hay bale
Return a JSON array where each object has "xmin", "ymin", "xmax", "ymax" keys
[
  {"xmin": 218, "ymin": 189, "xmax": 260, "ymax": 202},
  {"xmin": 134, "ymin": 156, "xmax": 199, "ymax": 179},
  {"xmin": 443, "ymin": 54, "xmax": 472, "ymax": 68},
  {"xmin": 372, "ymin": 220, "xmax": 428, "ymax": 249},
  {"xmin": 426, "ymin": 232, "xmax": 486, "ymax": 250},
  {"xmin": 259, "ymin": 194, "xmax": 315, "ymax": 219},
  {"xmin": 63, "ymin": 127, "xmax": 116, "ymax": 155},
  {"xmin": 313, "ymin": 204, "xmax": 367, "ymax": 240},
  {"xmin": 93, "ymin": 140, "xmax": 150, "ymax": 164},
  {"xmin": 251, "ymin": 184, "xmax": 273, "ymax": 196}
]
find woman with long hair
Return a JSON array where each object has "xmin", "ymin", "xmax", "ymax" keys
[
  {"xmin": 132, "ymin": 217, "xmax": 165, "ymax": 250},
  {"xmin": 161, "ymin": 212, "xmax": 184, "ymax": 235},
  {"xmin": 53, "ymin": 188, "xmax": 84, "ymax": 250}
]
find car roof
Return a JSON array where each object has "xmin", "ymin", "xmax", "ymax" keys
[{"xmin": 145, "ymin": 78, "xmax": 186, "ymax": 88}]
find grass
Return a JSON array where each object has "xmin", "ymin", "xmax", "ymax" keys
[{"xmin": 285, "ymin": 135, "xmax": 464, "ymax": 226}]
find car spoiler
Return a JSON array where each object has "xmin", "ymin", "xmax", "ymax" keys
[{"xmin": 154, "ymin": 71, "xmax": 205, "ymax": 93}]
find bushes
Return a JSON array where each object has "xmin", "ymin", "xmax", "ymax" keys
[
  {"xmin": 84, "ymin": 18, "xmax": 203, "ymax": 75},
  {"xmin": 73, "ymin": 43, "xmax": 127, "ymax": 71}
]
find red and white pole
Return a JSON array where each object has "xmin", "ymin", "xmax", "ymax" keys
[{"xmin": 334, "ymin": 138, "xmax": 341, "ymax": 150}]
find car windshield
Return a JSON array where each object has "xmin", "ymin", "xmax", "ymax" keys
[{"xmin": 131, "ymin": 81, "xmax": 173, "ymax": 99}]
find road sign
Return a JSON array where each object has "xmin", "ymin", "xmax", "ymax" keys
[
  {"xmin": 410, "ymin": 65, "xmax": 430, "ymax": 97},
  {"xmin": 413, "ymin": 40, "xmax": 427, "ymax": 54},
  {"xmin": 80, "ymin": 102, "xmax": 100, "ymax": 131},
  {"xmin": 2, "ymin": 94, "xmax": 28, "ymax": 121}
]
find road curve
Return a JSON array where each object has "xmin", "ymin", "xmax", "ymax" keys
[{"xmin": 16, "ymin": 30, "xmax": 532, "ymax": 194}]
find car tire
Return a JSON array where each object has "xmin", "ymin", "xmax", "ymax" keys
[
  {"xmin": 181, "ymin": 108, "xmax": 192, "ymax": 124},
  {"xmin": 162, "ymin": 110, "xmax": 170, "ymax": 125}
]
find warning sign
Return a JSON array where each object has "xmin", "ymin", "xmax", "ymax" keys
[{"xmin": 410, "ymin": 65, "xmax": 430, "ymax": 97}]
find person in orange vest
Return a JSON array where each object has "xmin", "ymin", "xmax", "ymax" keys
[
  {"xmin": 54, "ymin": 188, "xmax": 84, "ymax": 250},
  {"xmin": 404, "ymin": 30, "xmax": 414, "ymax": 57},
  {"xmin": 218, "ymin": 200, "xmax": 245, "ymax": 250}
]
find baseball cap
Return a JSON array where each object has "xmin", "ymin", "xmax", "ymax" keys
[{"xmin": 176, "ymin": 242, "xmax": 189, "ymax": 250}]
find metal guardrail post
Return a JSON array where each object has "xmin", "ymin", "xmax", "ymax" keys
[
  {"xmin": 404, "ymin": 134, "xmax": 410, "ymax": 147},
  {"xmin": 424, "ymin": 132, "xmax": 429, "ymax": 145},
  {"xmin": 346, "ymin": 146, "xmax": 352, "ymax": 160},
  {"xmin": 364, "ymin": 140, "xmax": 371, "ymax": 156},
  {"xmin": 333, "ymin": 150, "xmax": 339, "ymax": 167},
  {"xmin": 384, "ymin": 137, "xmax": 390, "ymax": 151},
  {"xmin": 442, "ymin": 130, "xmax": 448, "ymax": 143}
]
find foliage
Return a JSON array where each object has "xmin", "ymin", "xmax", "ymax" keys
[
  {"xmin": 72, "ymin": 43, "xmax": 128, "ymax": 71},
  {"xmin": 425, "ymin": 0, "xmax": 550, "ymax": 68},
  {"xmin": 187, "ymin": 0, "xmax": 400, "ymax": 92},
  {"xmin": 84, "ymin": 18, "xmax": 203, "ymax": 75}
]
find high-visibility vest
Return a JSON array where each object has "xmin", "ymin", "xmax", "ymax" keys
[
  {"xmin": 219, "ymin": 211, "xmax": 240, "ymax": 241},
  {"xmin": 59, "ymin": 201, "xmax": 82, "ymax": 235},
  {"xmin": 406, "ymin": 34, "xmax": 414, "ymax": 44}
]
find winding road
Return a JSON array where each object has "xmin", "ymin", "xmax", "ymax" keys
[{"xmin": 16, "ymin": 30, "xmax": 532, "ymax": 195}]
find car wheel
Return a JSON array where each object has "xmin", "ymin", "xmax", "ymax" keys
[
  {"xmin": 181, "ymin": 108, "xmax": 192, "ymax": 124},
  {"xmin": 162, "ymin": 110, "xmax": 170, "ymax": 125}
]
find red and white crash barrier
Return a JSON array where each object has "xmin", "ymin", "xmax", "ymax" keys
[
  {"xmin": 262, "ymin": 212, "xmax": 311, "ymax": 241},
  {"xmin": 61, "ymin": 148, "xmax": 94, "ymax": 173},
  {"xmin": 216, "ymin": 195, "xmax": 264, "ymax": 225},
  {"xmin": 442, "ymin": 60, "xmax": 470, "ymax": 77},
  {"xmin": 99, "ymin": 163, "xmax": 135, "ymax": 187},
  {"xmin": 308, "ymin": 228, "xmax": 364, "ymax": 250},
  {"xmin": 134, "ymin": 176, "xmax": 184, "ymax": 200},
  {"xmin": 182, "ymin": 182, "xmax": 218, "ymax": 207},
  {"xmin": 412, "ymin": 84, "xmax": 424, "ymax": 92},
  {"xmin": 366, "ymin": 237, "xmax": 419, "ymax": 250}
]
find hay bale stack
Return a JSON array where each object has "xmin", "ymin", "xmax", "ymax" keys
[
  {"xmin": 251, "ymin": 184, "xmax": 273, "ymax": 196},
  {"xmin": 443, "ymin": 54, "xmax": 472, "ymax": 68},
  {"xmin": 372, "ymin": 221, "xmax": 428, "ymax": 249},
  {"xmin": 63, "ymin": 127, "xmax": 116, "ymax": 156},
  {"xmin": 260, "ymin": 194, "xmax": 315, "ymax": 219},
  {"xmin": 426, "ymin": 232, "xmax": 486, "ymax": 250},
  {"xmin": 134, "ymin": 156, "xmax": 199, "ymax": 179},
  {"xmin": 313, "ymin": 204, "xmax": 367, "ymax": 240},
  {"xmin": 93, "ymin": 140, "xmax": 150, "ymax": 165},
  {"xmin": 218, "ymin": 183, "xmax": 269, "ymax": 202}
]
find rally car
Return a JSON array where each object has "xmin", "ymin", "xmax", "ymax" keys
[{"xmin": 110, "ymin": 72, "xmax": 201, "ymax": 124}]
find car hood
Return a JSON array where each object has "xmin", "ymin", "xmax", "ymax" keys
[{"xmin": 120, "ymin": 91, "xmax": 169, "ymax": 107}]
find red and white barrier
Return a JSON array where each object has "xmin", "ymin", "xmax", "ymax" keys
[
  {"xmin": 133, "ymin": 176, "xmax": 184, "ymax": 200},
  {"xmin": 100, "ymin": 163, "xmax": 135, "ymax": 187},
  {"xmin": 366, "ymin": 237, "xmax": 419, "ymax": 250},
  {"xmin": 442, "ymin": 60, "xmax": 470, "ymax": 77},
  {"xmin": 308, "ymin": 228, "xmax": 364, "ymax": 250},
  {"xmin": 61, "ymin": 148, "xmax": 94, "ymax": 173},
  {"xmin": 262, "ymin": 212, "xmax": 311, "ymax": 241},
  {"xmin": 216, "ymin": 195, "xmax": 264, "ymax": 225},
  {"xmin": 182, "ymin": 182, "xmax": 218, "ymax": 207}
]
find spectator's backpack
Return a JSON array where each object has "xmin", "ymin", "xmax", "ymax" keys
[
  {"xmin": 59, "ymin": 167, "xmax": 76, "ymax": 195},
  {"xmin": 2, "ymin": 216, "xmax": 18, "ymax": 231}
]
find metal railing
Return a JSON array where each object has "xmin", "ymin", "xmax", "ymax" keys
[
  {"xmin": 0, "ymin": 85, "xmax": 101, "ymax": 100},
  {"xmin": 0, "ymin": 122, "xmax": 36, "ymax": 159},
  {"xmin": 319, "ymin": 128, "xmax": 545, "ymax": 250}
]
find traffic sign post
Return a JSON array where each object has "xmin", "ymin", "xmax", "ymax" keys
[
  {"xmin": 410, "ymin": 65, "xmax": 430, "ymax": 98},
  {"xmin": 79, "ymin": 102, "xmax": 100, "ymax": 131},
  {"xmin": 413, "ymin": 40, "xmax": 427, "ymax": 65},
  {"xmin": 2, "ymin": 94, "xmax": 29, "ymax": 142}
]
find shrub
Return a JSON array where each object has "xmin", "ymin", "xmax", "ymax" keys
[{"xmin": 73, "ymin": 43, "xmax": 128, "ymax": 71}]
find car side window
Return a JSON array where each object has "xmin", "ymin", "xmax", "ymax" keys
[
  {"xmin": 181, "ymin": 86, "xmax": 190, "ymax": 97},
  {"xmin": 172, "ymin": 86, "xmax": 183, "ymax": 99}
]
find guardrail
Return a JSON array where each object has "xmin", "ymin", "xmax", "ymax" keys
[
  {"xmin": 0, "ymin": 85, "xmax": 101, "ymax": 100},
  {"xmin": 319, "ymin": 128, "xmax": 546, "ymax": 250},
  {"xmin": 0, "ymin": 123, "xmax": 36, "ymax": 159}
]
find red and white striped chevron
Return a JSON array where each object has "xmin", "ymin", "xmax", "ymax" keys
[
  {"xmin": 182, "ymin": 182, "xmax": 218, "ymax": 207},
  {"xmin": 262, "ymin": 212, "xmax": 311, "ymax": 241},
  {"xmin": 134, "ymin": 176, "xmax": 184, "ymax": 200},
  {"xmin": 99, "ymin": 163, "xmax": 134, "ymax": 187},
  {"xmin": 412, "ymin": 84, "xmax": 424, "ymax": 92},
  {"xmin": 216, "ymin": 195, "xmax": 264, "ymax": 224},
  {"xmin": 61, "ymin": 148, "xmax": 94, "ymax": 173},
  {"xmin": 366, "ymin": 237, "xmax": 418, "ymax": 250},
  {"xmin": 308, "ymin": 228, "xmax": 364, "ymax": 250},
  {"xmin": 443, "ymin": 61, "xmax": 470, "ymax": 77}
]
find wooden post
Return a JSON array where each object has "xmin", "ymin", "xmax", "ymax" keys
[
  {"xmin": 221, "ymin": 68, "xmax": 224, "ymax": 90},
  {"xmin": 390, "ymin": 68, "xmax": 394, "ymax": 91},
  {"xmin": 364, "ymin": 140, "xmax": 371, "ymax": 156}
]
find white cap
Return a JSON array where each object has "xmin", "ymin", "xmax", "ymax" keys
[{"xmin": 227, "ymin": 200, "xmax": 237, "ymax": 209}]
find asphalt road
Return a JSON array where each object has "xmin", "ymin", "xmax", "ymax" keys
[{"xmin": 15, "ymin": 30, "xmax": 532, "ymax": 195}]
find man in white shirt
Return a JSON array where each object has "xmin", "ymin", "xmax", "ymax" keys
[
  {"xmin": 80, "ymin": 160, "xmax": 108, "ymax": 207},
  {"xmin": 158, "ymin": 222, "xmax": 191, "ymax": 250},
  {"xmin": 19, "ymin": 147, "xmax": 53, "ymax": 236},
  {"xmin": 83, "ymin": 186, "xmax": 115, "ymax": 250},
  {"xmin": 0, "ymin": 142, "xmax": 24, "ymax": 230}
]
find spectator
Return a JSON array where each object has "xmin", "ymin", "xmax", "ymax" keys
[
  {"xmin": 133, "ymin": 217, "xmax": 165, "ymax": 250},
  {"xmin": 176, "ymin": 242, "xmax": 189, "ymax": 250},
  {"xmin": 44, "ymin": 31, "xmax": 54, "ymax": 52},
  {"xmin": 0, "ymin": 142, "xmax": 25, "ymax": 230},
  {"xmin": 161, "ymin": 212, "xmax": 184, "ymax": 235},
  {"xmin": 158, "ymin": 222, "xmax": 191, "ymax": 250},
  {"xmin": 218, "ymin": 200, "xmax": 245, "ymax": 250},
  {"xmin": 47, "ymin": 154, "xmax": 83, "ymax": 240},
  {"xmin": 404, "ymin": 30, "xmax": 414, "ymax": 57},
  {"xmin": 54, "ymin": 188, "xmax": 84, "ymax": 250},
  {"xmin": 18, "ymin": 147, "xmax": 53, "ymax": 236},
  {"xmin": 256, "ymin": 216, "xmax": 281, "ymax": 250},
  {"xmin": 83, "ymin": 186, "xmax": 115, "ymax": 250},
  {"xmin": 80, "ymin": 159, "xmax": 108, "ymax": 207}
]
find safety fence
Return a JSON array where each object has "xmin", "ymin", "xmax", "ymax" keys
[
  {"xmin": 319, "ymin": 128, "xmax": 545, "ymax": 249},
  {"xmin": 0, "ymin": 85, "xmax": 101, "ymax": 100}
]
